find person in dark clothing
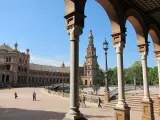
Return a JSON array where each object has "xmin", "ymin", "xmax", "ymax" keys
[
  {"xmin": 33, "ymin": 91, "xmax": 36, "ymax": 101},
  {"xmin": 14, "ymin": 92, "xmax": 18, "ymax": 99},
  {"xmin": 82, "ymin": 95, "xmax": 86, "ymax": 107},
  {"xmin": 98, "ymin": 97, "xmax": 102, "ymax": 108},
  {"xmin": 79, "ymin": 96, "xmax": 82, "ymax": 107}
]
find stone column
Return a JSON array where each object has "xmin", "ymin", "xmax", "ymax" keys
[
  {"xmin": 139, "ymin": 45, "xmax": 154, "ymax": 120},
  {"xmin": 140, "ymin": 51, "xmax": 150, "ymax": 101},
  {"xmin": 157, "ymin": 58, "xmax": 160, "ymax": 95},
  {"xmin": 112, "ymin": 33, "xmax": 130, "ymax": 120},
  {"xmin": 155, "ymin": 51, "xmax": 160, "ymax": 116},
  {"xmin": 114, "ymin": 42, "xmax": 126, "ymax": 108},
  {"xmin": 65, "ymin": 26, "xmax": 85, "ymax": 120},
  {"xmin": 156, "ymin": 56, "xmax": 160, "ymax": 95}
]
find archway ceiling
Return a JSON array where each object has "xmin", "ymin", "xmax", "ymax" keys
[{"xmin": 125, "ymin": 0, "xmax": 160, "ymax": 29}]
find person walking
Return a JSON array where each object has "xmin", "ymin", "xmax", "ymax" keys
[
  {"xmin": 33, "ymin": 91, "xmax": 36, "ymax": 101},
  {"xmin": 79, "ymin": 95, "xmax": 82, "ymax": 107},
  {"xmin": 14, "ymin": 92, "xmax": 18, "ymax": 99},
  {"xmin": 82, "ymin": 95, "xmax": 86, "ymax": 107},
  {"xmin": 98, "ymin": 97, "xmax": 102, "ymax": 108}
]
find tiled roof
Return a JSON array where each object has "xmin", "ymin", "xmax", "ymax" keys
[
  {"xmin": 29, "ymin": 63, "xmax": 70, "ymax": 73},
  {"xmin": 0, "ymin": 43, "xmax": 14, "ymax": 51}
]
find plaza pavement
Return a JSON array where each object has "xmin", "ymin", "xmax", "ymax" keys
[{"xmin": 0, "ymin": 88, "xmax": 159, "ymax": 120}]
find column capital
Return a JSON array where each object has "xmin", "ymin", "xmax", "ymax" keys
[
  {"xmin": 138, "ymin": 44, "xmax": 149, "ymax": 54},
  {"xmin": 138, "ymin": 44, "xmax": 148, "ymax": 60},
  {"xmin": 154, "ymin": 51, "xmax": 160, "ymax": 60},
  {"xmin": 68, "ymin": 26, "xmax": 83, "ymax": 41},
  {"xmin": 113, "ymin": 41, "xmax": 125, "ymax": 54},
  {"xmin": 111, "ymin": 32, "xmax": 126, "ymax": 45},
  {"xmin": 140, "ymin": 51, "xmax": 148, "ymax": 60}
]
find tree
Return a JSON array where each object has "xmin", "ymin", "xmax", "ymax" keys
[
  {"xmin": 79, "ymin": 84, "xmax": 87, "ymax": 95},
  {"xmin": 96, "ymin": 66, "xmax": 105, "ymax": 86},
  {"xmin": 148, "ymin": 67, "xmax": 158, "ymax": 85},
  {"xmin": 124, "ymin": 68, "xmax": 133, "ymax": 84},
  {"xmin": 129, "ymin": 61, "xmax": 143, "ymax": 85},
  {"xmin": 109, "ymin": 67, "xmax": 117, "ymax": 85},
  {"xmin": 92, "ymin": 84, "xmax": 100, "ymax": 95}
]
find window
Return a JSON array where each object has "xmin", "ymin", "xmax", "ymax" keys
[
  {"xmin": 25, "ymin": 67, "xmax": 27, "ymax": 72},
  {"xmin": 6, "ymin": 65, "xmax": 11, "ymax": 70},
  {"xmin": 19, "ymin": 58, "xmax": 22, "ymax": 63},
  {"xmin": 85, "ymin": 80, "xmax": 87, "ymax": 85},
  {"xmin": 6, "ymin": 57, "xmax": 8, "ymax": 62},
  {"xmin": 9, "ymin": 57, "xmax": 11, "ymax": 62}
]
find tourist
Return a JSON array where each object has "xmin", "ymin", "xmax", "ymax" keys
[
  {"xmin": 82, "ymin": 95, "xmax": 86, "ymax": 107},
  {"xmin": 98, "ymin": 97, "xmax": 102, "ymax": 108},
  {"xmin": 33, "ymin": 91, "xmax": 36, "ymax": 101},
  {"xmin": 79, "ymin": 96, "xmax": 82, "ymax": 107},
  {"xmin": 14, "ymin": 92, "xmax": 18, "ymax": 99}
]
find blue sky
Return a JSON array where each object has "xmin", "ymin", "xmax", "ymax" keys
[{"xmin": 0, "ymin": 0, "xmax": 157, "ymax": 69}]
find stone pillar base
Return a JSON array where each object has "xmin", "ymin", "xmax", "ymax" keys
[
  {"xmin": 158, "ymin": 97, "xmax": 160, "ymax": 116},
  {"xmin": 114, "ymin": 107, "xmax": 130, "ymax": 120},
  {"xmin": 65, "ymin": 108, "xmax": 87, "ymax": 120},
  {"xmin": 65, "ymin": 113, "xmax": 87, "ymax": 120},
  {"xmin": 141, "ymin": 100, "xmax": 154, "ymax": 120},
  {"xmin": 104, "ymin": 91, "xmax": 110, "ymax": 102}
]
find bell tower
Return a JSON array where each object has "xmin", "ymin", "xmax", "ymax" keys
[{"xmin": 83, "ymin": 30, "xmax": 98, "ymax": 85}]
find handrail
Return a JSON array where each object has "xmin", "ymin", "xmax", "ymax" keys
[{"xmin": 109, "ymin": 85, "xmax": 143, "ymax": 99}]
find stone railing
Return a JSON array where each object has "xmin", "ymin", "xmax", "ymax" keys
[
  {"xmin": 43, "ymin": 88, "xmax": 103, "ymax": 104},
  {"xmin": 43, "ymin": 88, "xmax": 70, "ymax": 98}
]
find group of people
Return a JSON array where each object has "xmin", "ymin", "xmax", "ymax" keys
[
  {"xmin": 79, "ymin": 95, "xmax": 102, "ymax": 108},
  {"xmin": 14, "ymin": 91, "xmax": 37, "ymax": 101},
  {"xmin": 14, "ymin": 91, "xmax": 102, "ymax": 107}
]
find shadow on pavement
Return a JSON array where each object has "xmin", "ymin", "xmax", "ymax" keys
[{"xmin": 0, "ymin": 107, "xmax": 113, "ymax": 120}]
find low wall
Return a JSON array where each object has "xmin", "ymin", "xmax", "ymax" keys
[
  {"xmin": 43, "ymin": 88, "xmax": 103, "ymax": 104},
  {"xmin": 43, "ymin": 88, "xmax": 69, "ymax": 98}
]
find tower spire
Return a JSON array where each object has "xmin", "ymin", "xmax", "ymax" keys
[{"xmin": 88, "ymin": 29, "xmax": 94, "ymax": 45}]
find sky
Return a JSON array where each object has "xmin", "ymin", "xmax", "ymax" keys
[{"xmin": 0, "ymin": 0, "xmax": 157, "ymax": 69}]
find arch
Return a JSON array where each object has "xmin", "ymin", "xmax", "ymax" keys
[
  {"xmin": 43, "ymin": 79, "xmax": 44, "ymax": 84},
  {"xmin": 85, "ymin": 80, "xmax": 87, "ymax": 86},
  {"xmin": 24, "ymin": 67, "xmax": 27, "ymax": 72},
  {"xmin": 148, "ymin": 24, "xmax": 160, "ymax": 52},
  {"xmin": 60, "ymin": 78, "xmax": 62, "ymax": 83},
  {"xmin": 66, "ymin": 0, "xmax": 122, "ymax": 34},
  {"xmin": 2, "ymin": 74, "xmax": 5, "ymax": 82},
  {"xmin": 96, "ymin": 0, "xmax": 122, "ymax": 34},
  {"xmin": 18, "ymin": 75, "xmax": 20, "ymax": 84},
  {"xmin": 125, "ymin": 8, "xmax": 148, "ymax": 45},
  {"xmin": 32, "ymin": 77, "xmax": 34, "ymax": 84},
  {"xmin": 6, "ymin": 65, "xmax": 11, "ymax": 70},
  {"xmin": 6, "ymin": 75, "xmax": 9, "ymax": 83},
  {"xmin": 67, "ymin": 79, "xmax": 69, "ymax": 84}
]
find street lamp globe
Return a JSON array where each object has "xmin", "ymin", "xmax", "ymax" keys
[{"xmin": 103, "ymin": 38, "xmax": 108, "ymax": 51}]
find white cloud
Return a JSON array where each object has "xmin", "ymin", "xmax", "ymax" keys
[{"xmin": 30, "ymin": 55, "xmax": 70, "ymax": 67}]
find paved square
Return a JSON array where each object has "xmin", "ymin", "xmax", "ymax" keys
[{"xmin": 0, "ymin": 88, "xmax": 159, "ymax": 120}]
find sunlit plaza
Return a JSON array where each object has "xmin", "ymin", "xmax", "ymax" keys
[
  {"xmin": 0, "ymin": 87, "xmax": 159, "ymax": 120},
  {"xmin": 0, "ymin": 0, "xmax": 160, "ymax": 120}
]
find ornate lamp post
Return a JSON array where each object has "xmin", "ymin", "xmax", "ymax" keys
[{"xmin": 103, "ymin": 38, "xmax": 110, "ymax": 102}]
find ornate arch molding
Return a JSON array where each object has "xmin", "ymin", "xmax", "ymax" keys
[
  {"xmin": 64, "ymin": 0, "xmax": 87, "ymax": 29},
  {"xmin": 96, "ymin": 0, "xmax": 122, "ymax": 34},
  {"xmin": 125, "ymin": 8, "xmax": 148, "ymax": 45},
  {"xmin": 148, "ymin": 24, "xmax": 160, "ymax": 52}
]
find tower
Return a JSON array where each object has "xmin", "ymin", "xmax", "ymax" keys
[{"xmin": 83, "ymin": 30, "xmax": 98, "ymax": 86}]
